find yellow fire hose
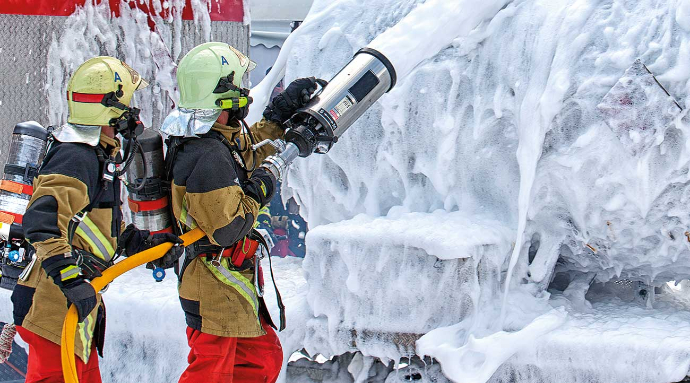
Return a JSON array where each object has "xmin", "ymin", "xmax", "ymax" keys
[{"xmin": 60, "ymin": 227, "xmax": 205, "ymax": 383}]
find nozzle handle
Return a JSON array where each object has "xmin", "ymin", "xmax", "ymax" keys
[{"xmin": 252, "ymin": 139, "xmax": 287, "ymax": 152}]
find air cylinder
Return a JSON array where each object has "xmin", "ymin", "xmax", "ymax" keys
[
  {"xmin": 0, "ymin": 121, "xmax": 48, "ymax": 232},
  {"xmin": 0, "ymin": 121, "xmax": 47, "ymax": 290},
  {"xmin": 126, "ymin": 130, "xmax": 172, "ymax": 233}
]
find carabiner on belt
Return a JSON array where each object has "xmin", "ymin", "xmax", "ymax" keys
[{"xmin": 211, "ymin": 249, "xmax": 223, "ymax": 267}]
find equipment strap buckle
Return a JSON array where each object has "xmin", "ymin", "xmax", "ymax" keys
[
  {"xmin": 102, "ymin": 160, "xmax": 116, "ymax": 183},
  {"xmin": 211, "ymin": 251, "xmax": 223, "ymax": 267},
  {"xmin": 71, "ymin": 211, "xmax": 87, "ymax": 223},
  {"xmin": 23, "ymin": 163, "xmax": 38, "ymax": 184}
]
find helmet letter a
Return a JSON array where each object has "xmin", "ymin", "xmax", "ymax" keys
[
  {"xmin": 114, "ymin": 72, "xmax": 122, "ymax": 82},
  {"xmin": 221, "ymin": 56, "xmax": 229, "ymax": 65}
]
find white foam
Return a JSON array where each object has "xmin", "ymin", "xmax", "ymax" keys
[
  {"xmin": 418, "ymin": 309, "xmax": 566, "ymax": 383},
  {"xmin": 368, "ymin": 0, "xmax": 510, "ymax": 81},
  {"xmin": 279, "ymin": 0, "xmax": 690, "ymax": 381}
]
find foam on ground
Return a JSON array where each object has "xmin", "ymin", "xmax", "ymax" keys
[{"xmin": 0, "ymin": 257, "xmax": 306, "ymax": 382}]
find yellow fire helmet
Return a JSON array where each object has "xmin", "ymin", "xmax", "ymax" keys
[{"xmin": 66, "ymin": 56, "xmax": 148, "ymax": 127}]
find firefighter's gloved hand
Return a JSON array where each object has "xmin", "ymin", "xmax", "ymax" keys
[
  {"xmin": 145, "ymin": 232, "xmax": 185, "ymax": 269},
  {"xmin": 243, "ymin": 167, "xmax": 276, "ymax": 207},
  {"xmin": 61, "ymin": 279, "xmax": 98, "ymax": 323},
  {"xmin": 119, "ymin": 224, "xmax": 184, "ymax": 260},
  {"xmin": 41, "ymin": 254, "xmax": 97, "ymax": 322},
  {"xmin": 263, "ymin": 77, "xmax": 318, "ymax": 123},
  {"xmin": 151, "ymin": 240, "xmax": 185, "ymax": 270}
]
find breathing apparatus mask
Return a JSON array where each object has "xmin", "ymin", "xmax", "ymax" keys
[
  {"xmin": 209, "ymin": 71, "xmax": 261, "ymax": 172},
  {"xmin": 214, "ymin": 72, "xmax": 254, "ymax": 121},
  {"xmin": 103, "ymin": 84, "xmax": 145, "ymax": 139},
  {"xmin": 97, "ymin": 84, "xmax": 146, "ymax": 178}
]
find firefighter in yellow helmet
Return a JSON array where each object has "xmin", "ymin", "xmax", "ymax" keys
[
  {"xmin": 159, "ymin": 42, "xmax": 318, "ymax": 382},
  {"xmin": 11, "ymin": 56, "xmax": 183, "ymax": 382}
]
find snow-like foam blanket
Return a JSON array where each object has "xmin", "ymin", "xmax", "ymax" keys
[
  {"xmin": 271, "ymin": 0, "xmax": 690, "ymax": 381},
  {"xmin": 302, "ymin": 212, "xmax": 514, "ymax": 358}
]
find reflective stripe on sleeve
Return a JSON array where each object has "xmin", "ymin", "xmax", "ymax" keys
[
  {"xmin": 60, "ymin": 265, "xmax": 80, "ymax": 281},
  {"xmin": 75, "ymin": 216, "xmax": 115, "ymax": 261},
  {"xmin": 180, "ymin": 198, "xmax": 198, "ymax": 230}
]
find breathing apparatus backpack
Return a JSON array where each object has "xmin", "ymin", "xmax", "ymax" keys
[
  {"xmin": 125, "ymin": 130, "xmax": 172, "ymax": 235},
  {"xmin": 124, "ymin": 79, "xmax": 256, "ymax": 242},
  {"xmin": 0, "ymin": 122, "xmax": 48, "ymax": 290},
  {"xmin": 0, "ymin": 105, "xmax": 147, "ymax": 290},
  {"xmin": 134, "ymin": 123, "xmax": 285, "ymax": 329}
]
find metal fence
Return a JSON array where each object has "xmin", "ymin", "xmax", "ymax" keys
[{"xmin": 0, "ymin": 12, "xmax": 249, "ymax": 167}]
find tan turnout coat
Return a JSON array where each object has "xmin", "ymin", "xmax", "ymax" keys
[
  {"xmin": 172, "ymin": 119, "xmax": 283, "ymax": 337},
  {"xmin": 12, "ymin": 133, "xmax": 122, "ymax": 362}
]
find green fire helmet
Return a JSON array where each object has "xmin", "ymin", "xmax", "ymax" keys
[{"xmin": 177, "ymin": 42, "xmax": 256, "ymax": 110}]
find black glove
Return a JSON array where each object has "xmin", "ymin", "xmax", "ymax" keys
[
  {"xmin": 119, "ymin": 224, "xmax": 185, "ymax": 268},
  {"xmin": 151, "ymin": 244, "xmax": 185, "ymax": 270},
  {"xmin": 42, "ymin": 254, "xmax": 97, "ymax": 322},
  {"xmin": 263, "ymin": 77, "xmax": 318, "ymax": 123},
  {"xmin": 243, "ymin": 167, "xmax": 277, "ymax": 207},
  {"xmin": 61, "ymin": 279, "xmax": 98, "ymax": 322}
]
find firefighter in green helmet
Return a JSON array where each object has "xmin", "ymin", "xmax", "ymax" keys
[{"xmin": 159, "ymin": 42, "xmax": 318, "ymax": 382}]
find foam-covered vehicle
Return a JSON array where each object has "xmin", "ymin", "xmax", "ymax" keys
[{"xmin": 274, "ymin": 0, "xmax": 690, "ymax": 382}]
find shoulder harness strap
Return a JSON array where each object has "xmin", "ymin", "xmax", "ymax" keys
[
  {"xmin": 202, "ymin": 130, "xmax": 249, "ymax": 171},
  {"xmin": 67, "ymin": 144, "xmax": 120, "ymax": 255}
]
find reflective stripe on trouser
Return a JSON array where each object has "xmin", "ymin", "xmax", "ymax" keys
[
  {"xmin": 201, "ymin": 258, "xmax": 259, "ymax": 316},
  {"xmin": 75, "ymin": 215, "xmax": 115, "ymax": 261},
  {"xmin": 77, "ymin": 310, "xmax": 98, "ymax": 363}
]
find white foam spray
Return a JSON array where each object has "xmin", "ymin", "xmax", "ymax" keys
[
  {"xmin": 247, "ymin": 0, "xmax": 510, "ymax": 124},
  {"xmin": 368, "ymin": 0, "xmax": 511, "ymax": 80}
]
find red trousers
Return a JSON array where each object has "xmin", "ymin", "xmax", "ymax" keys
[
  {"xmin": 179, "ymin": 320, "xmax": 283, "ymax": 383},
  {"xmin": 16, "ymin": 326, "xmax": 101, "ymax": 383}
]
